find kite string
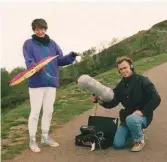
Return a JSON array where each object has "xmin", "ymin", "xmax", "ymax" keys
[{"xmin": 43, "ymin": 69, "xmax": 57, "ymax": 79}]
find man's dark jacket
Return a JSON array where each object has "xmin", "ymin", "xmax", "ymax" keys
[{"xmin": 100, "ymin": 72, "xmax": 161, "ymax": 127}]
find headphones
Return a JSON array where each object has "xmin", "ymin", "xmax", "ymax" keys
[{"xmin": 130, "ymin": 63, "xmax": 134, "ymax": 71}]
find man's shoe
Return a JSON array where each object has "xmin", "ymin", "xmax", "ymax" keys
[{"xmin": 131, "ymin": 140, "xmax": 145, "ymax": 152}]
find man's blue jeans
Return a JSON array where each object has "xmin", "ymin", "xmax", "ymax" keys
[{"xmin": 113, "ymin": 113, "xmax": 147, "ymax": 149}]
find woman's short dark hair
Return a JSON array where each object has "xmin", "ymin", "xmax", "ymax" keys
[{"xmin": 31, "ymin": 18, "xmax": 48, "ymax": 31}]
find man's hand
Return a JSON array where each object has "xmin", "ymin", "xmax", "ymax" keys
[
  {"xmin": 133, "ymin": 110, "xmax": 143, "ymax": 116},
  {"xmin": 90, "ymin": 95, "xmax": 98, "ymax": 103}
]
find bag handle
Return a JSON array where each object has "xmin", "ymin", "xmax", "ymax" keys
[{"xmin": 92, "ymin": 103, "xmax": 98, "ymax": 116}]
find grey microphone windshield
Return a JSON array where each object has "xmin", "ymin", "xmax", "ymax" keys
[{"xmin": 77, "ymin": 75, "xmax": 114, "ymax": 102}]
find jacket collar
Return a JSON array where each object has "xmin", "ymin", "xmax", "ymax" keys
[
  {"xmin": 32, "ymin": 34, "xmax": 50, "ymax": 46},
  {"xmin": 122, "ymin": 72, "xmax": 136, "ymax": 84}
]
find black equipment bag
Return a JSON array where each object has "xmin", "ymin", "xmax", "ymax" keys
[{"xmin": 75, "ymin": 104, "xmax": 119, "ymax": 150}]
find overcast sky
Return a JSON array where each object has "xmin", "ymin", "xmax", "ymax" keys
[{"xmin": 1, "ymin": 1, "xmax": 167, "ymax": 71}]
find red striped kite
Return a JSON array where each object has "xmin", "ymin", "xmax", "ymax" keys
[{"xmin": 9, "ymin": 56, "xmax": 57, "ymax": 86}]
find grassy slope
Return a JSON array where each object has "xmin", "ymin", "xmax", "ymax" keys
[
  {"xmin": 58, "ymin": 20, "xmax": 167, "ymax": 83},
  {"xmin": 1, "ymin": 53, "xmax": 167, "ymax": 160}
]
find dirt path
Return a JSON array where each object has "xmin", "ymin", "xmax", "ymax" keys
[{"xmin": 6, "ymin": 62, "xmax": 167, "ymax": 162}]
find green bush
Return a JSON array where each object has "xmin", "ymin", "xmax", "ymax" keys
[{"xmin": 1, "ymin": 94, "xmax": 28, "ymax": 111}]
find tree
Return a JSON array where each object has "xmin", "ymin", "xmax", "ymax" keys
[
  {"xmin": 10, "ymin": 67, "xmax": 25, "ymax": 78},
  {"xmin": 1, "ymin": 68, "xmax": 10, "ymax": 97},
  {"xmin": 82, "ymin": 47, "xmax": 96, "ymax": 56}
]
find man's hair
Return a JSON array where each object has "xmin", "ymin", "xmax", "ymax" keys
[
  {"xmin": 116, "ymin": 56, "xmax": 133, "ymax": 67},
  {"xmin": 31, "ymin": 18, "xmax": 48, "ymax": 31}
]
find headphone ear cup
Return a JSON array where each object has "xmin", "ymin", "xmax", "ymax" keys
[{"xmin": 130, "ymin": 64, "xmax": 134, "ymax": 71}]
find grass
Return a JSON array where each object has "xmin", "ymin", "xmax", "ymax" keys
[
  {"xmin": 1, "ymin": 53, "xmax": 167, "ymax": 161},
  {"xmin": 1, "ymin": 144, "xmax": 27, "ymax": 160}
]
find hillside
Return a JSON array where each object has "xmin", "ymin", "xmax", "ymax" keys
[
  {"xmin": 151, "ymin": 19, "xmax": 167, "ymax": 30},
  {"xmin": 1, "ymin": 20, "xmax": 167, "ymax": 111},
  {"xmin": 61, "ymin": 20, "xmax": 167, "ymax": 81},
  {"xmin": 2, "ymin": 53, "xmax": 167, "ymax": 161}
]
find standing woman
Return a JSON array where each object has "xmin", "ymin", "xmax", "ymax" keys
[{"xmin": 23, "ymin": 18, "xmax": 78, "ymax": 152}]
